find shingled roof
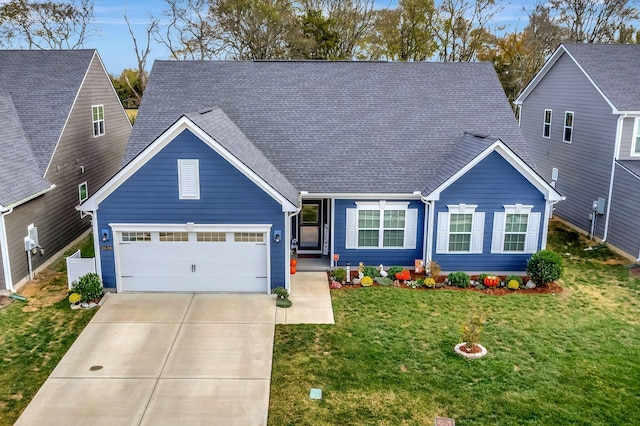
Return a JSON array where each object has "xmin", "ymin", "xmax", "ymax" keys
[
  {"xmin": 563, "ymin": 43, "xmax": 640, "ymax": 112},
  {"xmin": 0, "ymin": 49, "xmax": 96, "ymax": 206},
  {"xmin": 129, "ymin": 60, "xmax": 530, "ymax": 195}
]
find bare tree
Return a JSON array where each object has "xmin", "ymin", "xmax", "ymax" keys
[
  {"xmin": 154, "ymin": 0, "xmax": 220, "ymax": 60},
  {"xmin": 367, "ymin": 0, "xmax": 437, "ymax": 61},
  {"xmin": 124, "ymin": 11, "xmax": 158, "ymax": 106},
  {"xmin": 0, "ymin": 0, "xmax": 94, "ymax": 49},
  {"xmin": 433, "ymin": 0, "xmax": 503, "ymax": 62},
  {"xmin": 210, "ymin": 0, "xmax": 296, "ymax": 60},
  {"xmin": 549, "ymin": 0, "xmax": 639, "ymax": 43},
  {"xmin": 299, "ymin": 0, "xmax": 376, "ymax": 59}
]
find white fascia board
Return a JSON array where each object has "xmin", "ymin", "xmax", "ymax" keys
[
  {"xmin": 93, "ymin": 51, "xmax": 133, "ymax": 130},
  {"xmin": 81, "ymin": 117, "xmax": 297, "ymax": 213},
  {"xmin": 4, "ymin": 184, "xmax": 56, "ymax": 210},
  {"xmin": 515, "ymin": 45, "xmax": 618, "ymax": 114},
  {"xmin": 425, "ymin": 140, "xmax": 564, "ymax": 202},
  {"xmin": 515, "ymin": 45, "xmax": 566, "ymax": 105},
  {"xmin": 302, "ymin": 193, "xmax": 424, "ymax": 200}
]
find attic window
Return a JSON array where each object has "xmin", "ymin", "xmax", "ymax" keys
[
  {"xmin": 178, "ymin": 159, "xmax": 200, "ymax": 200},
  {"xmin": 92, "ymin": 105, "xmax": 105, "ymax": 137}
]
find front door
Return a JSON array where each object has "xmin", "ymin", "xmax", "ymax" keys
[{"xmin": 299, "ymin": 200, "xmax": 322, "ymax": 251}]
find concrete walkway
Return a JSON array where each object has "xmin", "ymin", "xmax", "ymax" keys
[
  {"xmin": 17, "ymin": 272, "xmax": 332, "ymax": 425},
  {"xmin": 277, "ymin": 272, "xmax": 334, "ymax": 325},
  {"xmin": 16, "ymin": 293, "xmax": 276, "ymax": 426}
]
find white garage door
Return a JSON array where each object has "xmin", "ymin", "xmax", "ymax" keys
[{"xmin": 114, "ymin": 226, "xmax": 269, "ymax": 292}]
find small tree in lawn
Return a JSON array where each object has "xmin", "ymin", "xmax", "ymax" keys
[{"xmin": 526, "ymin": 249, "xmax": 563, "ymax": 286}]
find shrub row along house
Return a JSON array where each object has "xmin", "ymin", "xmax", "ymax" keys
[
  {"xmin": 0, "ymin": 50, "xmax": 131, "ymax": 292},
  {"xmin": 80, "ymin": 61, "xmax": 562, "ymax": 293},
  {"xmin": 516, "ymin": 43, "xmax": 640, "ymax": 261}
]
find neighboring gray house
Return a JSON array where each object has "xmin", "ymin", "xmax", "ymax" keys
[
  {"xmin": 0, "ymin": 50, "xmax": 131, "ymax": 292},
  {"xmin": 515, "ymin": 43, "xmax": 640, "ymax": 261}
]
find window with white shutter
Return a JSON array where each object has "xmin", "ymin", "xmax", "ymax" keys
[
  {"xmin": 436, "ymin": 204, "xmax": 484, "ymax": 254},
  {"xmin": 491, "ymin": 205, "xmax": 540, "ymax": 254},
  {"xmin": 178, "ymin": 159, "xmax": 200, "ymax": 200}
]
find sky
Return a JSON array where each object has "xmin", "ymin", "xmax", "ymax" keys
[{"xmin": 88, "ymin": 0, "xmax": 534, "ymax": 75}]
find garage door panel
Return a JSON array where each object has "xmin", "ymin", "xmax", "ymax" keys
[{"xmin": 117, "ymin": 228, "xmax": 269, "ymax": 293}]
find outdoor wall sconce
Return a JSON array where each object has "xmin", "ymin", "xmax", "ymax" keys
[
  {"xmin": 101, "ymin": 229, "xmax": 110, "ymax": 242},
  {"xmin": 274, "ymin": 230, "xmax": 282, "ymax": 243}
]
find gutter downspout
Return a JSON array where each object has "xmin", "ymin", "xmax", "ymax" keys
[
  {"xmin": 541, "ymin": 198, "xmax": 564, "ymax": 248},
  {"xmin": 0, "ymin": 207, "xmax": 14, "ymax": 292},
  {"xmin": 284, "ymin": 193, "xmax": 303, "ymax": 292},
  {"xmin": 415, "ymin": 192, "xmax": 434, "ymax": 264},
  {"xmin": 603, "ymin": 114, "xmax": 625, "ymax": 242}
]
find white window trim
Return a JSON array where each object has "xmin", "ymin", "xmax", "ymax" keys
[
  {"xmin": 78, "ymin": 181, "xmax": 88, "ymax": 218},
  {"xmin": 345, "ymin": 201, "xmax": 417, "ymax": 250},
  {"xmin": 178, "ymin": 159, "xmax": 200, "ymax": 200},
  {"xmin": 551, "ymin": 168, "xmax": 558, "ymax": 181},
  {"xmin": 631, "ymin": 118, "xmax": 640, "ymax": 157},
  {"xmin": 92, "ymin": 105, "xmax": 105, "ymax": 138},
  {"xmin": 436, "ymin": 204, "xmax": 484, "ymax": 254},
  {"xmin": 491, "ymin": 204, "xmax": 540, "ymax": 254},
  {"xmin": 543, "ymin": 109, "xmax": 552, "ymax": 139},
  {"xmin": 563, "ymin": 111, "xmax": 574, "ymax": 143}
]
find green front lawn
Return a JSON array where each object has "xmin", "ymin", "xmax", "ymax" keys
[
  {"xmin": 0, "ymin": 236, "xmax": 96, "ymax": 425},
  {"xmin": 269, "ymin": 222, "xmax": 640, "ymax": 425}
]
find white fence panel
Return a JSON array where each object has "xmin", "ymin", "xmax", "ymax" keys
[{"xmin": 67, "ymin": 250, "xmax": 96, "ymax": 289}]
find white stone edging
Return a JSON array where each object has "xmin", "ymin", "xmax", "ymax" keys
[{"xmin": 454, "ymin": 342, "xmax": 487, "ymax": 359}]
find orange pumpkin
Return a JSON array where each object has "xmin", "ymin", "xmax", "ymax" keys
[
  {"xmin": 290, "ymin": 266, "xmax": 297, "ymax": 275},
  {"xmin": 483, "ymin": 275, "xmax": 499, "ymax": 287}
]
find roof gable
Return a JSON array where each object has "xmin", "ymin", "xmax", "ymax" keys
[
  {"xmin": 129, "ymin": 60, "xmax": 531, "ymax": 195},
  {"xmin": 516, "ymin": 43, "xmax": 640, "ymax": 112},
  {"xmin": 425, "ymin": 135, "xmax": 562, "ymax": 202},
  {"xmin": 0, "ymin": 49, "xmax": 96, "ymax": 175},
  {"xmin": 81, "ymin": 116, "xmax": 298, "ymax": 213}
]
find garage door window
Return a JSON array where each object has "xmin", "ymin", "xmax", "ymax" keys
[
  {"xmin": 122, "ymin": 232, "xmax": 151, "ymax": 242},
  {"xmin": 197, "ymin": 232, "xmax": 226, "ymax": 242},
  {"xmin": 234, "ymin": 232, "xmax": 264, "ymax": 242},
  {"xmin": 159, "ymin": 232, "xmax": 189, "ymax": 242}
]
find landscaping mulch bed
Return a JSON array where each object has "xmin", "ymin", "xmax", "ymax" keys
[{"xmin": 327, "ymin": 271, "xmax": 562, "ymax": 296}]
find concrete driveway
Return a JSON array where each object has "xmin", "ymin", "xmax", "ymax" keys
[{"xmin": 16, "ymin": 293, "xmax": 276, "ymax": 426}]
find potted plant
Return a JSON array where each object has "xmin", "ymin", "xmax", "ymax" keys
[{"xmin": 274, "ymin": 287, "xmax": 292, "ymax": 308}]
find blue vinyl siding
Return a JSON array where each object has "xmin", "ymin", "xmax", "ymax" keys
[
  {"xmin": 433, "ymin": 151, "xmax": 546, "ymax": 272},
  {"xmin": 97, "ymin": 129, "xmax": 286, "ymax": 288},
  {"xmin": 334, "ymin": 199, "xmax": 424, "ymax": 267}
]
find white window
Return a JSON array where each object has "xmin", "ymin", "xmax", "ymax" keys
[
  {"xmin": 491, "ymin": 205, "xmax": 541, "ymax": 254},
  {"xmin": 92, "ymin": 105, "xmax": 105, "ymax": 137},
  {"xmin": 234, "ymin": 232, "xmax": 264, "ymax": 242},
  {"xmin": 121, "ymin": 232, "xmax": 151, "ymax": 242},
  {"xmin": 563, "ymin": 111, "xmax": 574, "ymax": 143},
  {"xmin": 543, "ymin": 109, "xmax": 552, "ymax": 138},
  {"xmin": 78, "ymin": 181, "xmax": 88, "ymax": 203},
  {"xmin": 178, "ymin": 159, "xmax": 200, "ymax": 200},
  {"xmin": 159, "ymin": 232, "xmax": 189, "ymax": 242},
  {"xmin": 632, "ymin": 118, "xmax": 640, "ymax": 156},
  {"xmin": 78, "ymin": 182, "xmax": 88, "ymax": 217},
  {"xmin": 436, "ymin": 204, "xmax": 484, "ymax": 254},
  {"xmin": 345, "ymin": 201, "xmax": 418, "ymax": 249}
]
